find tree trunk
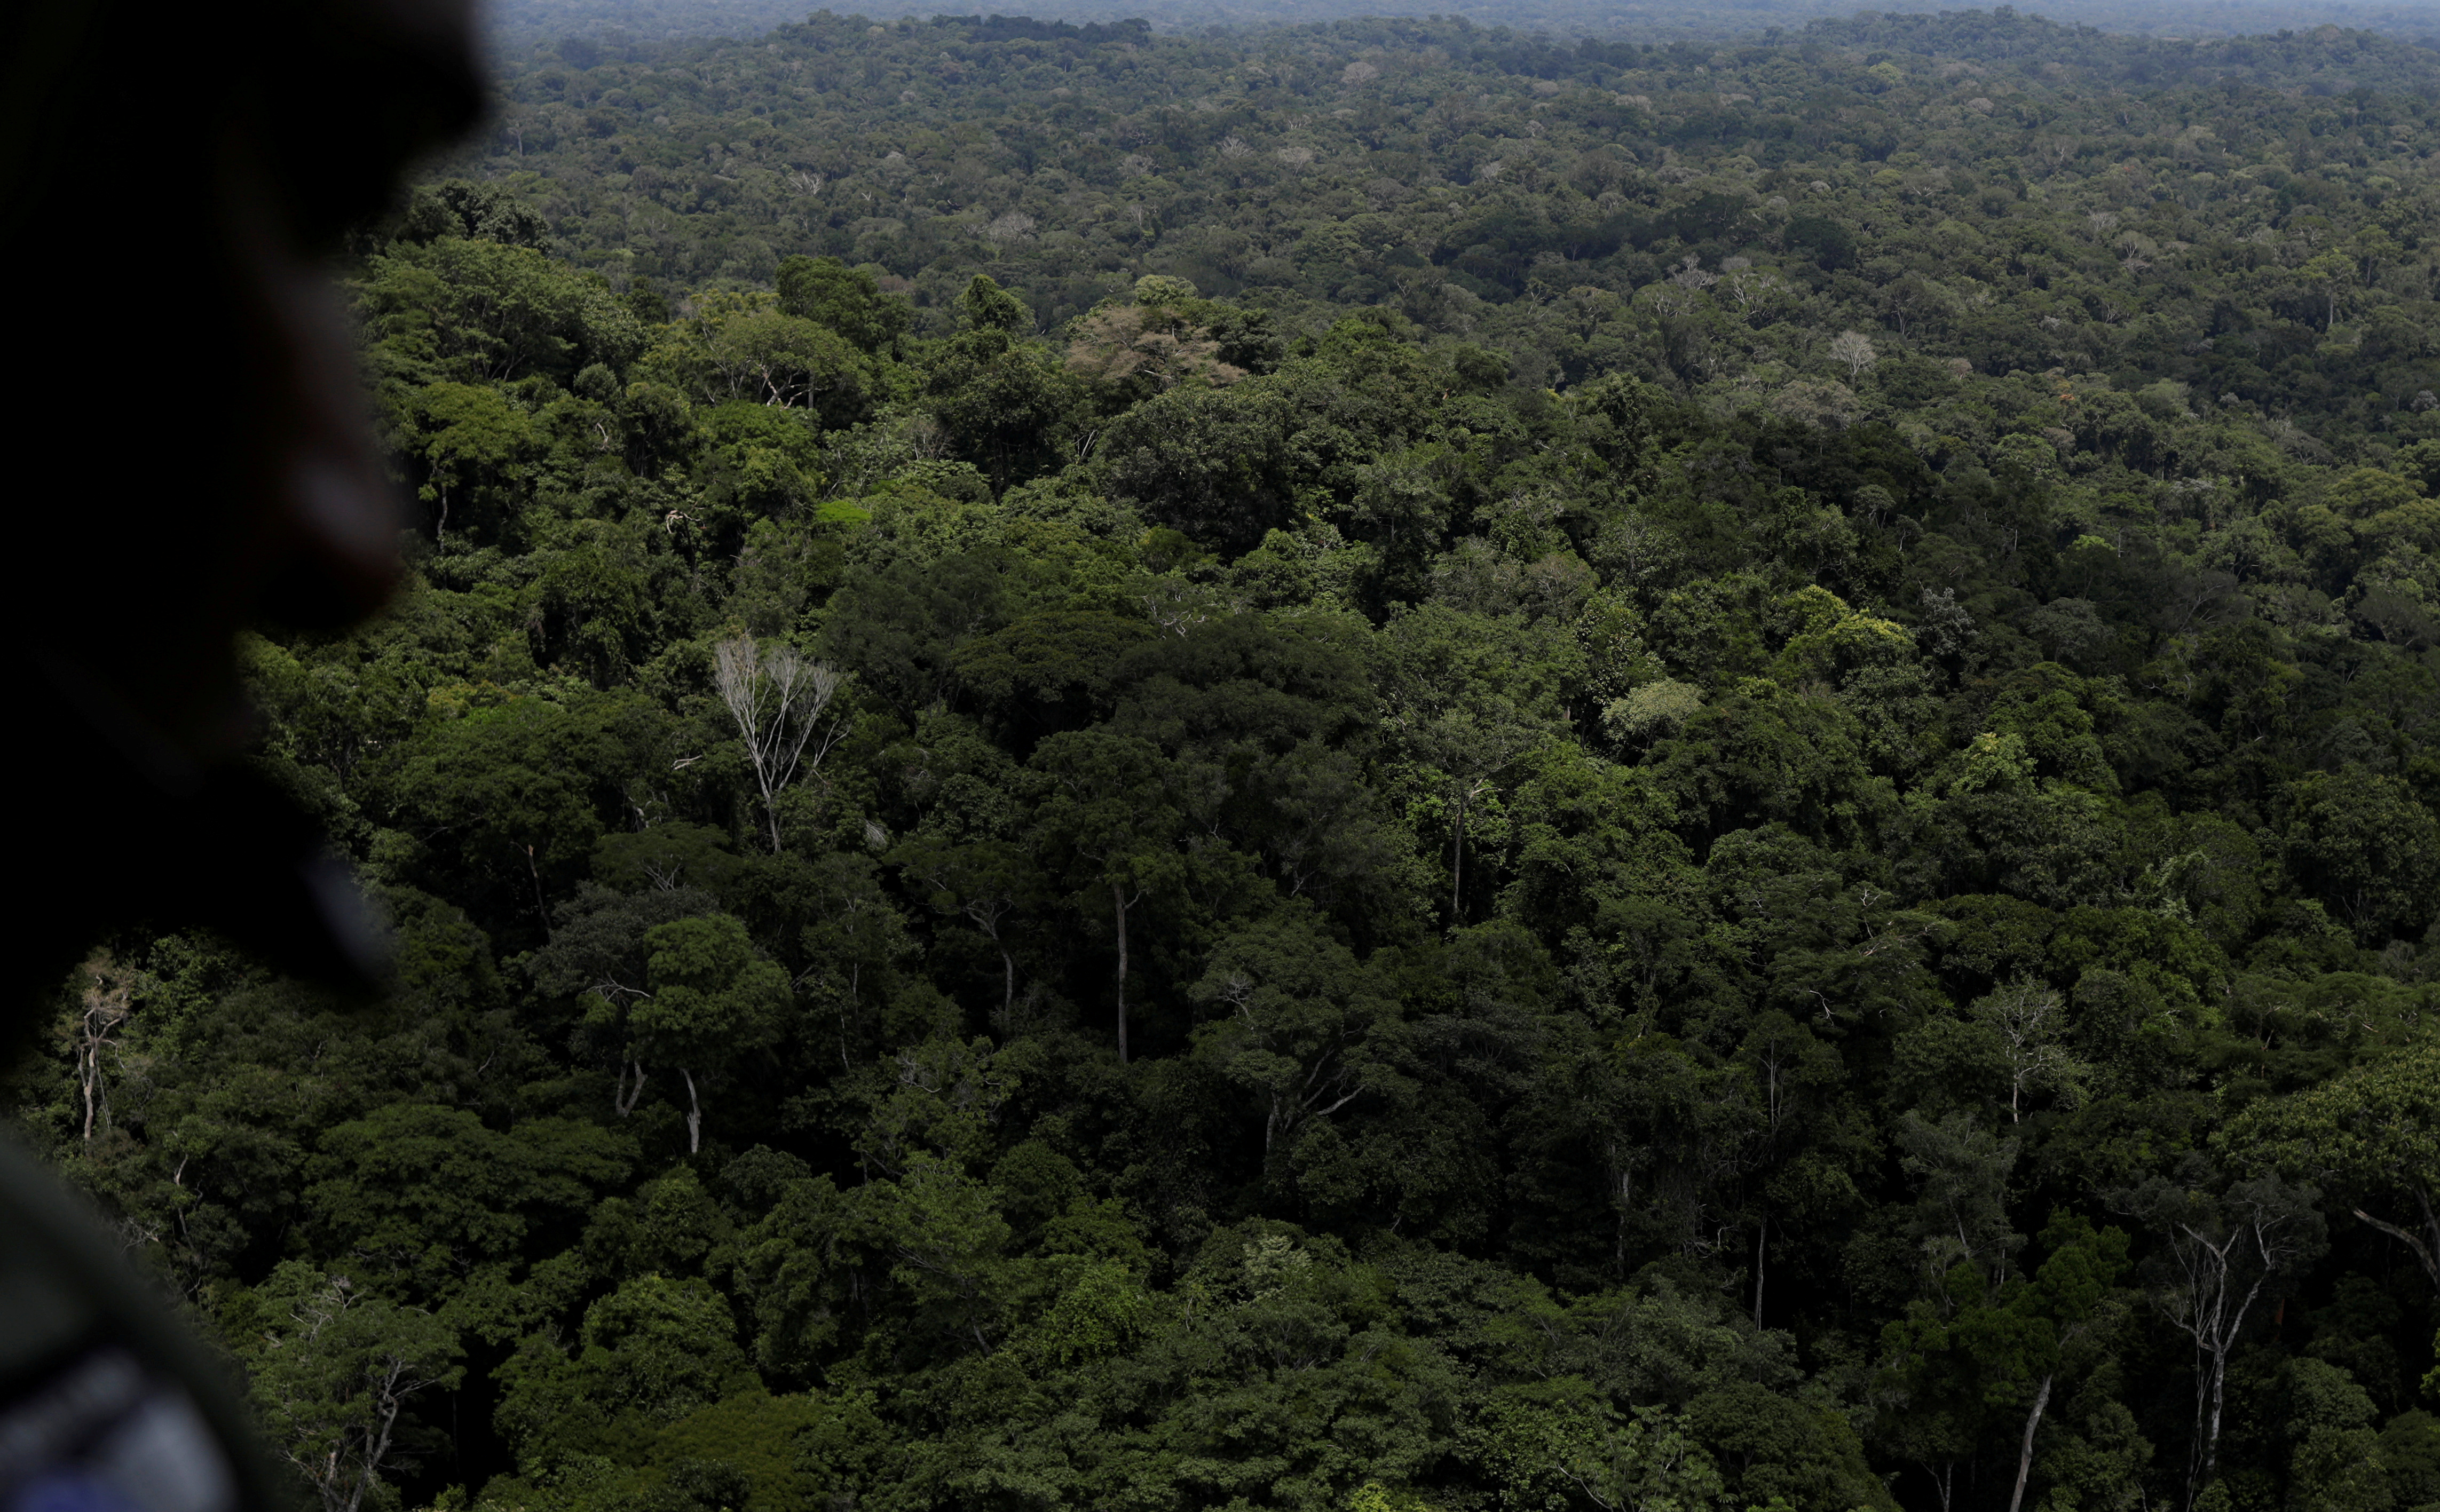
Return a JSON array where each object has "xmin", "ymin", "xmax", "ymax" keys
[
  {"xmin": 614, "ymin": 1061, "xmax": 647, "ymax": 1116},
  {"xmin": 1753, "ymin": 1215, "xmax": 1767, "ymax": 1325},
  {"xmin": 77, "ymin": 968, "xmax": 132, "ymax": 1144},
  {"xmin": 2352, "ymin": 1196, "xmax": 2440, "ymax": 1289},
  {"xmin": 1450, "ymin": 787, "xmax": 1467, "ymax": 922},
  {"xmin": 1111, "ymin": 878, "xmax": 1131, "ymax": 1064},
  {"xmin": 2185, "ymin": 1246, "xmax": 2275, "ymax": 1509},
  {"xmin": 341, "ymin": 1357, "xmax": 409, "ymax": 1512},
  {"xmin": 680, "ymin": 1067, "xmax": 702, "ymax": 1154},
  {"xmin": 525, "ymin": 844, "xmax": 551, "ymax": 938},
  {"xmin": 1612, "ymin": 1160, "xmax": 1634, "ymax": 1277},
  {"xmin": 2199, "ymin": 1343, "xmax": 2231, "ymax": 1505},
  {"xmin": 1924, "ymin": 1461, "xmax": 1954, "ymax": 1512},
  {"xmin": 2008, "ymin": 1374, "xmax": 2054, "ymax": 1512}
]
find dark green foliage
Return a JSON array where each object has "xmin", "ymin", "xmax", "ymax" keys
[
  {"xmin": 776, "ymin": 256, "xmax": 913, "ymax": 356},
  {"xmin": 13, "ymin": 11, "xmax": 2440, "ymax": 1512}
]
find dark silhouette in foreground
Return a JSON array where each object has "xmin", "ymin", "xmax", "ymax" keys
[{"xmin": 1, "ymin": 3, "xmax": 478, "ymax": 1505}]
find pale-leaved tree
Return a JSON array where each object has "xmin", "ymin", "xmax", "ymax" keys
[{"xmin": 1829, "ymin": 329, "xmax": 1878, "ymax": 379}]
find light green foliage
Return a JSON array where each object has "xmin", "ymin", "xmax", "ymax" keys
[
  {"xmin": 1603, "ymin": 679, "xmax": 1704, "ymax": 748},
  {"xmin": 1346, "ymin": 1481, "xmax": 1438, "ymax": 1512},
  {"xmin": 2279, "ymin": 1360, "xmax": 2393, "ymax": 1512},
  {"xmin": 2226, "ymin": 1038, "xmax": 2440, "ymax": 1286}
]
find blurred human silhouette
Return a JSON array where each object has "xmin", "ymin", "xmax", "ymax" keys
[
  {"xmin": 2, "ymin": 1, "xmax": 480, "ymax": 1502},
  {"xmin": 7, "ymin": 0, "xmax": 481, "ymax": 1000}
]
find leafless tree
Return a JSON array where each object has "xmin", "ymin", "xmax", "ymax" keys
[
  {"xmin": 1725, "ymin": 264, "xmax": 1785, "ymax": 312},
  {"xmin": 2126, "ymin": 1174, "xmax": 2325, "ymax": 1510},
  {"xmin": 1140, "ymin": 585, "xmax": 1211, "ymax": 637},
  {"xmin": 714, "ymin": 636, "xmax": 846, "ymax": 853},
  {"xmin": 982, "ymin": 210, "xmax": 1037, "ymax": 246},
  {"xmin": 71, "ymin": 954, "xmax": 136, "ymax": 1143},
  {"xmin": 1669, "ymin": 254, "xmax": 1718, "ymax": 292},
  {"xmin": 1828, "ymin": 329, "xmax": 1878, "ymax": 380}
]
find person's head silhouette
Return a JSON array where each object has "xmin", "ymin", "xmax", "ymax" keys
[{"xmin": 4, "ymin": 0, "xmax": 481, "ymax": 1002}]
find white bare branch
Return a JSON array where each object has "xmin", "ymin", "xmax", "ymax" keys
[{"xmin": 715, "ymin": 635, "xmax": 847, "ymax": 853}]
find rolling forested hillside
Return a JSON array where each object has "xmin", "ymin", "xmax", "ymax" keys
[{"xmin": 10, "ymin": 9, "xmax": 2440, "ymax": 1512}]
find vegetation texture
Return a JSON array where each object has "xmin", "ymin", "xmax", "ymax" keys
[{"xmin": 11, "ymin": 10, "xmax": 2440, "ymax": 1512}]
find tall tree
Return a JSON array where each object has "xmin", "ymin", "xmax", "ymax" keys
[
  {"xmin": 2123, "ymin": 1173, "xmax": 2327, "ymax": 1508},
  {"xmin": 1378, "ymin": 605, "xmax": 1573, "ymax": 926},
  {"xmin": 922, "ymin": 275, "xmax": 1081, "ymax": 494},
  {"xmin": 1030, "ymin": 729, "xmax": 1184, "ymax": 1063},
  {"xmin": 630, "ymin": 914, "xmax": 793, "ymax": 1153},
  {"xmin": 236, "ymin": 1264, "xmax": 463, "ymax": 1512},
  {"xmin": 1189, "ymin": 914, "xmax": 1399, "ymax": 1161}
]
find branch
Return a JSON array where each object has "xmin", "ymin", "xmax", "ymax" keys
[
  {"xmin": 2353, "ymin": 1206, "xmax": 2440, "ymax": 1289},
  {"xmin": 1308, "ymin": 1085, "xmax": 1365, "ymax": 1120}
]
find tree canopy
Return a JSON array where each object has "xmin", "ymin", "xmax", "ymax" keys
[{"xmin": 12, "ymin": 9, "xmax": 2440, "ymax": 1512}]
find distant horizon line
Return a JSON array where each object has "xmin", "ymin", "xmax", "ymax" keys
[{"xmin": 481, "ymin": 0, "xmax": 2440, "ymax": 50}]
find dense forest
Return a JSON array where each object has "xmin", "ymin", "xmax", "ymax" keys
[
  {"xmin": 10, "ymin": 7, "xmax": 2440, "ymax": 1512},
  {"xmin": 484, "ymin": 0, "xmax": 2440, "ymax": 51}
]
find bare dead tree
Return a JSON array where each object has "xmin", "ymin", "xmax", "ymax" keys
[
  {"xmin": 337, "ymin": 1347, "xmax": 432, "ymax": 1512},
  {"xmin": 73, "ymin": 955, "xmax": 137, "ymax": 1143},
  {"xmin": 2130, "ymin": 1175, "xmax": 2325, "ymax": 1510},
  {"xmin": 612, "ymin": 1058, "xmax": 649, "ymax": 1117},
  {"xmin": 714, "ymin": 635, "xmax": 846, "ymax": 853},
  {"xmin": 1828, "ymin": 329, "xmax": 1879, "ymax": 380}
]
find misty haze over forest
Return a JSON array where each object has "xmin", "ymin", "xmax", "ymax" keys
[{"xmin": 485, "ymin": 0, "xmax": 2440, "ymax": 49}]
